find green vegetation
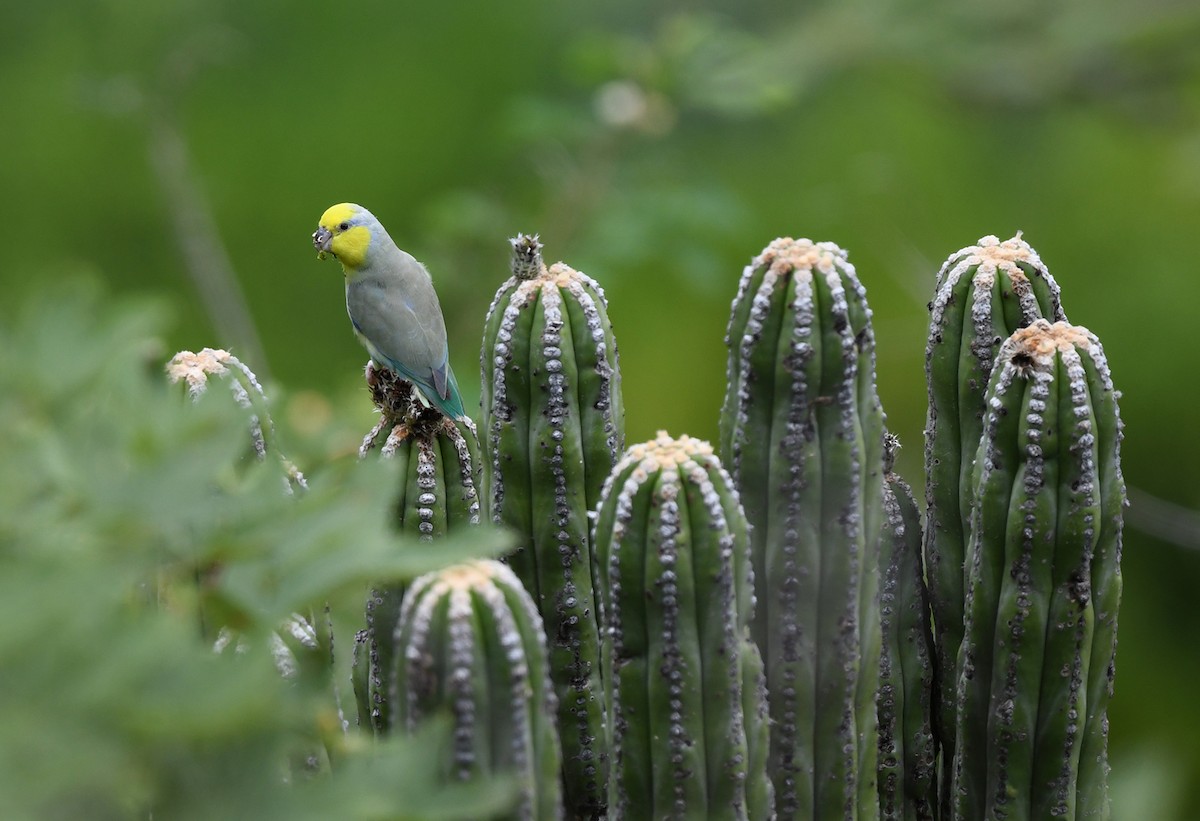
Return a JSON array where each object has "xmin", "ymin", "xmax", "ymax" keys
[
  {"xmin": 0, "ymin": 284, "xmax": 514, "ymax": 819},
  {"xmin": 3, "ymin": 1, "xmax": 1199, "ymax": 817}
]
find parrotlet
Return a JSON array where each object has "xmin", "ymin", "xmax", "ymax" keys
[{"xmin": 312, "ymin": 203, "xmax": 466, "ymax": 420}]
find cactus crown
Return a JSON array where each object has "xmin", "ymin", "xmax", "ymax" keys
[
  {"xmin": 618, "ymin": 430, "xmax": 715, "ymax": 468},
  {"xmin": 1006, "ymin": 318, "xmax": 1096, "ymax": 362},
  {"xmin": 751, "ymin": 236, "xmax": 847, "ymax": 277}
]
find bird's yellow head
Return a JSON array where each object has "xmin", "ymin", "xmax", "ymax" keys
[{"xmin": 313, "ymin": 203, "xmax": 373, "ymax": 270}]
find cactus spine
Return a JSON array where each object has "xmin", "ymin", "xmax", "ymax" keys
[
  {"xmin": 354, "ymin": 370, "xmax": 482, "ymax": 733},
  {"xmin": 877, "ymin": 436, "xmax": 937, "ymax": 821},
  {"xmin": 392, "ymin": 559, "xmax": 564, "ymax": 820},
  {"xmin": 950, "ymin": 320, "xmax": 1124, "ymax": 820},
  {"xmin": 593, "ymin": 433, "xmax": 773, "ymax": 820},
  {"xmin": 481, "ymin": 234, "xmax": 623, "ymax": 817},
  {"xmin": 923, "ymin": 235, "xmax": 1064, "ymax": 791},
  {"xmin": 720, "ymin": 238, "xmax": 886, "ymax": 820}
]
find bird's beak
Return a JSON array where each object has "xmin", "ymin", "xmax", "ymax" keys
[{"xmin": 313, "ymin": 226, "xmax": 333, "ymax": 260}]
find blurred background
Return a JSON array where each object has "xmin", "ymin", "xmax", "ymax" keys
[{"xmin": 3, "ymin": 0, "xmax": 1199, "ymax": 815}]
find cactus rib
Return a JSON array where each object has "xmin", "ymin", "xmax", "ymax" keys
[
  {"xmin": 594, "ymin": 433, "xmax": 774, "ymax": 820},
  {"xmin": 392, "ymin": 560, "xmax": 564, "ymax": 820},
  {"xmin": 355, "ymin": 371, "xmax": 482, "ymax": 733},
  {"xmin": 720, "ymin": 238, "xmax": 885, "ymax": 820},
  {"xmin": 877, "ymin": 437, "xmax": 937, "ymax": 821},
  {"xmin": 951, "ymin": 320, "xmax": 1123, "ymax": 820},
  {"xmin": 923, "ymin": 234, "xmax": 1064, "ymax": 799},
  {"xmin": 481, "ymin": 235, "xmax": 623, "ymax": 817}
]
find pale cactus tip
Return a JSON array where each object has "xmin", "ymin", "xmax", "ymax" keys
[
  {"xmin": 427, "ymin": 559, "xmax": 514, "ymax": 592},
  {"xmin": 753, "ymin": 236, "xmax": 847, "ymax": 277},
  {"xmin": 960, "ymin": 232, "xmax": 1042, "ymax": 274},
  {"xmin": 166, "ymin": 347, "xmax": 235, "ymax": 398},
  {"xmin": 1007, "ymin": 318, "xmax": 1095, "ymax": 364},
  {"xmin": 624, "ymin": 431, "xmax": 715, "ymax": 468}
]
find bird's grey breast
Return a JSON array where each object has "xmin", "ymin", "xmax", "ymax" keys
[{"xmin": 345, "ymin": 269, "xmax": 442, "ymax": 370}]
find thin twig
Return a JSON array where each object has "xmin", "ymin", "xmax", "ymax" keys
[
  {"xmin": 1126, "ymin": 486, "xmax": 1200, "ymax": 551},
  {"xmin": 148, "ymin": 112, "xmax": 271, "ymax": 382}
]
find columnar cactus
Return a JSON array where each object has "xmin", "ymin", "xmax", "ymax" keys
[
  {"xmin": 481, "ymin": 234, "xmax": 623, "ymax": 817},
  {"xmin": 593, "ymin": 432, "xmax": 773, "ymax": 821},
  {"xmin": 923, "ymin": 235, "xmax": 1064, "ymax": 785},
  {"xmin": 950, "ymin": 320, "xmax": 1124, "ymax": 820},
  {"xmin": 877, "ymin": 436, "xmax": 937, "ymax": 821},
  {"xmin": 166, "ymin": 347, "xmax": 307, "ymax": 493},
  {"xmin": 720, "ymin": 238, "xmax": 886, "ymax": 819},
  {"xmin": 353, "ymin": 369, "xmax": 481, "ymax": 733},
  {"xmin": 392, "ymin": 559, "xmax": 564, "ymax": 820}
]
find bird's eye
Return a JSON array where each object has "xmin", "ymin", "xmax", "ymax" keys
[{"xmin": 338, "ymin": 222, "xmax": 350, "ymax": 232}]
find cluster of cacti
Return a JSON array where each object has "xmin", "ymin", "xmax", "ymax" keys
[
  {"xmin": 592, "ymin": 432, "xmax": 774, "ymax": 820},
  {"xmin": 391, "ymin": 559, "xmax": 564, "ymax": 819},
  {"xmin": 950, "ymin": 320, "xmax": 1124, "ymax": 820},
  {"xmin": 178, "ymin": 225, "xmax": 1125, "ymax": 820},
  {"xmin": 720, "ymin": 238, "xmax": 886, "ymax": 819},
  {"xmin": 921, "ymin": 235, "xmax": 1064, "ymax": 792},
  {"xmin": 480, "ymin": 234, "xmax": 623, "ymax": 817}
]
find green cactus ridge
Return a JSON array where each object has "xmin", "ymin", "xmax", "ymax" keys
[
  {"xmin": 480, "ymin": 234, "xmax": 623, "ymax": 817},
  {"xmin": 877, "ymin": 437, "xmax": 937, "ymax": 821},
  {"xmin": 951, "ymin": 319, "xmax": 1124, "ymax": 821},
  {"xmin": 354, "ymin": 383, "xmax": 482, "ymax": 734},
  {"xmin": 720, "ymin": 237, "xmax": 885, "ymax": 820},
  {"xmin": 594, "ymin": 432, "xmax": 773, "ymax": 821},
  {"xmin": 922, "ymin": 234, "xmax": 1065, "ymax": 794},
  {"xmin": 392, "ymin": 559, "xmax": 564, "ymax": 820}
]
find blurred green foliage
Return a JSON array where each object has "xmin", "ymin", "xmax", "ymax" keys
[
  {"xmin": 3, "ymin": 0, "xmax": 1200, "ymax": 816},
  {"xmin": 0, "ymin": 284, "xmax": 515, "ymax": 819}
]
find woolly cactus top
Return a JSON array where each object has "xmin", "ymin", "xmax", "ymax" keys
[
  {"xmin": 753, "ymin": 237, "xmax": 847, "ymax": 276},
  {"xmin": 420, "ymin": 559, "xmax": 523, "ymax": 595},
  {"xmin": 938, "ymin": 234, "xmax": 1056, "ymax": 313},
  {"xmin": 963, "ymin": 233, "xmax": 1042, "ymax": 270},
  {"xmin": 167, "ymin": 347, "xmax": 260, "ymax": 400},
  {"xmin": 929, "ymin": 234, "xmax": 1062, "ymax": 341},
  {"xmin": 506, "ymin": 234, "xmax": 592, "ymax": 288},
  {"xmin": 429, "ymin": 560, "xmax": 499, "ymax": 589},
  {"xmin": 1008, "ymin": 319, "xmax": 1096, "ymax": 363},
  {"xmin": 620, "ymin": 430, "xmax": 715, "ymax": 470}
]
